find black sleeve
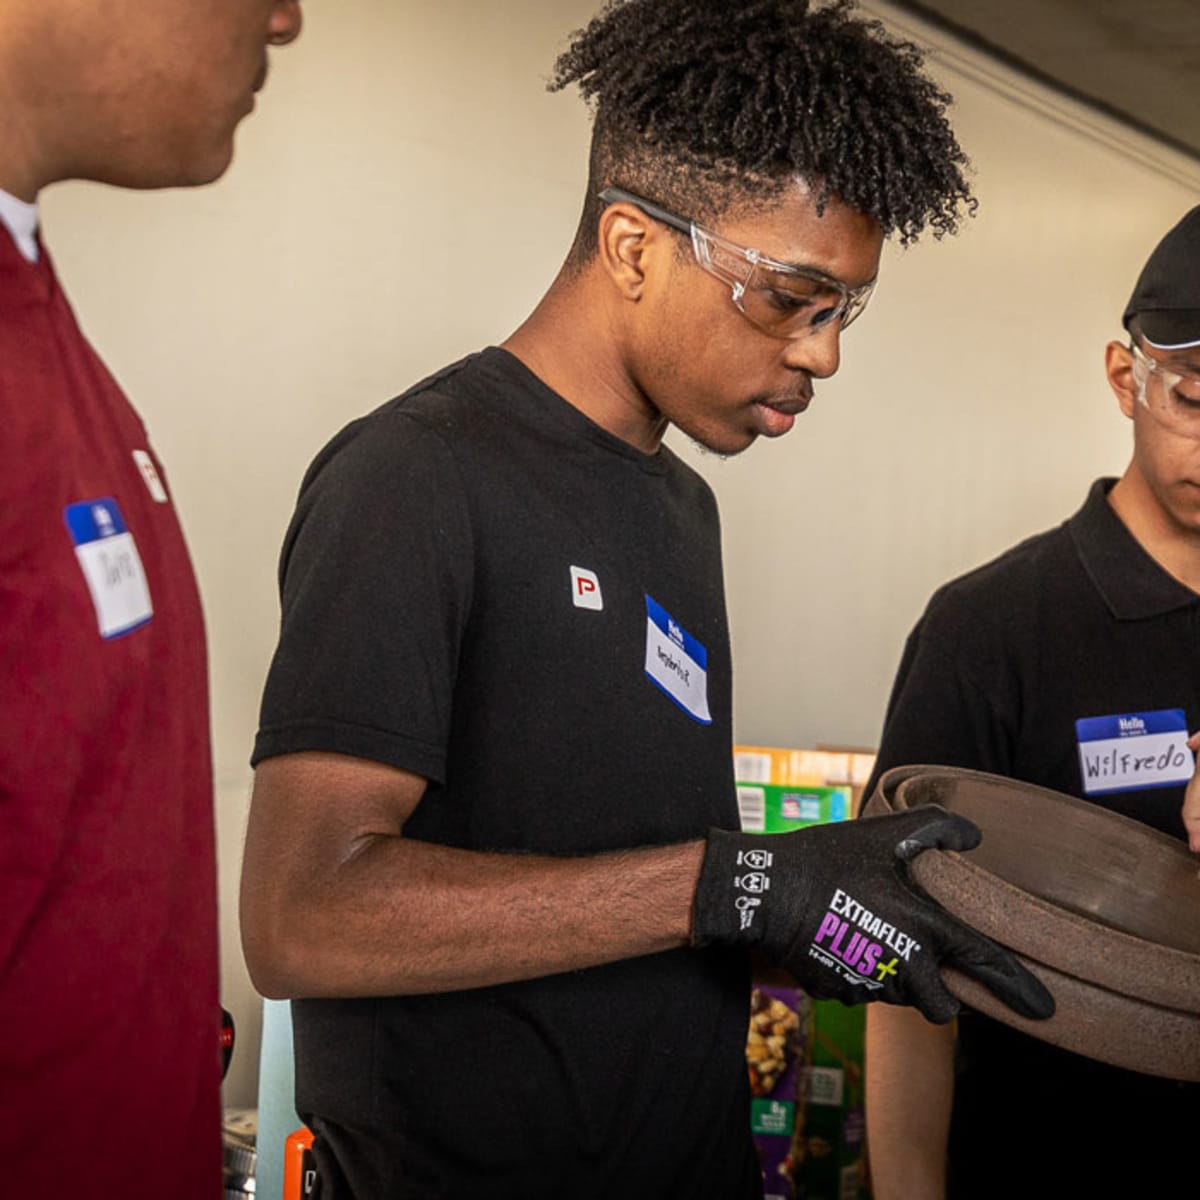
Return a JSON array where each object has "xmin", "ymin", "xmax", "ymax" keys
[
  {"xmin": 252, "ymin": 412, "xmax": 474, "ymax": 784},
  {"xmin": 867, "ymin": 591, "xmax": 1017, "ymax": 795}
]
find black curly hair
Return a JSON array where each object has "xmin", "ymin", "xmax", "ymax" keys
[{"xmin": 551, "ymin": 0, "xmax": 975, "ymax": 265}]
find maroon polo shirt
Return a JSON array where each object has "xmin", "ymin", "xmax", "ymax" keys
[{"xmin": 0, "ymin": 222, "xmax": 221, "ymax": 1197}]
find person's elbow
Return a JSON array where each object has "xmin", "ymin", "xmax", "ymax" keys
[{"xmin": 239, "ymin": 876, "xmax": 314, "ymax": 1000}]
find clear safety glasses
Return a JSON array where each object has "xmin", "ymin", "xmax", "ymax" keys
[
  {"xmin": 599, "ymin": 187, "xmax": 875, "ymax": 340},
  {"xmin": 1130, "ymin": 340, "xmax": 1200, "ymax": 439}
]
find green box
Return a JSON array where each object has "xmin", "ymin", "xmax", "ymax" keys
[
  {"xmin": 736, "ymin": 783, "xmax": 852, "ymax": 833},
  {"xmin": 798, "ymin": 999, "xmax": 867, "ymax": 1200}
]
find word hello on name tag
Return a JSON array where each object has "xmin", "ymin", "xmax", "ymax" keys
[
  {"xmin": 1075, "ymin": 708, "xmax": 1193, "ymax": 796},
  {"xmin": 643, "ymin": 594, "xmax": 710, "ymax": 725},
  {"xmin": 64, "ymin": 498, "xmax": 153, "ymax": 639}
]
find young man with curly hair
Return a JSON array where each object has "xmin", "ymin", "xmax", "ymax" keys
[{"xmin": 240, "ymin": 3, "xmax": 1050, "ymax": 1195}]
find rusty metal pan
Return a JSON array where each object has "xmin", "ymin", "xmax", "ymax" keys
[{"xmin": 864, "ymin": 764, "xmax": 1200, "ymax": 1081}]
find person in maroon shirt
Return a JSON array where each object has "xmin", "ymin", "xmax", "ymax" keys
[{"xmin": 0, "ymin": 3, "xmax": 302, "ymax": 1197}]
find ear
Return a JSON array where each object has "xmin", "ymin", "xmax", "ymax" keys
[
  {"xmin": 596, "ymin": 201, "xmax": 663, "ymax": 301},
  {"xmin": 1105, "ymin": 340, "xmax": 1138, "ymax": 421},
  {"xmin": 268, "ymin": 0, "xmax": 303, "ymax": 45}
]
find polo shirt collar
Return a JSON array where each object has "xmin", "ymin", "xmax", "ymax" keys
[
  {"xmin": 1070, "ymin": 477, "xmax": 1200, "ymax": 619},
  {"xmin": 0, "ymin": 188, "xmax": 40, "ymax": 263}
]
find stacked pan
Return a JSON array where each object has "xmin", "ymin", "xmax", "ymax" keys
[{"xmin": 864, "ymin": 765, "xmax": 1200, "ymax": 1081}]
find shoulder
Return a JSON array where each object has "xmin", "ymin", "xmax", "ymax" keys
[
  {"xmin": 291, "ymin": 352, "xmax": 543, "ymax": 537},
  {"xmin": 273, "ymin": 358, "xmax": 504, "ymax": 583},
  {"xmin": 303, "ymin": 354, "xmax": 491, "ymax": 490},
  {"xmin": 872, "ymin": 526, "xmax": 1073, "ymax": 780},
  {"xmin": 917, "ymin": 518, "xmax": 1074, "ymax": 640},
  {"xmin": 888, "ymin": 517, "xmax": 1078, "ymax": 703}
]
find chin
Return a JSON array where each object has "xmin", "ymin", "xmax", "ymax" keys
[
  {"xmin": 101, "ymin": 131, "xmax": 238, "ymax": 191},
  {"xmin": 684, "ymin": 429, "xmax": 756, "ymax": 460},
  {"xmin": 180, "ymin": 151, "xmax": 238, "ymax": 187},
  {"xmin": 172, "ymin": 135, "xmax": 240, "ymax": 188}
]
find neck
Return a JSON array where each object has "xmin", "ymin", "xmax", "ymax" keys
[
  {"xmin": 501, "ymin": 268, "xmax": 667, "ymax": 455},
  {"xmin": 1108, "ymin": 470, "xmax": 1200, "ymax": 593},
  {"xmin": 0, "ymin": 15, "xmax": 62, "ymax": 202},
  {"xmin": 0, "ymin": 108, "xmax": 46, "ymax": 203}
]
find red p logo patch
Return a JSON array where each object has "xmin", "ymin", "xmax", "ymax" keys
[{"xmin": 570, "ymin": 565, "xmax": 603, "ymax": 611}]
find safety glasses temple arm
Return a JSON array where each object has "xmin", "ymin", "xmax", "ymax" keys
[{"xmin": 597, "ymin": 187, "xmax": 693, "ymax": 238}]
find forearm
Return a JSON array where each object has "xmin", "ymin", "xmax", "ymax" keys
[
  {"xmin": 865, "ymin": 1005, "xmax": 954, "ymax": 1200},
  {"xmin": 243, "ymin": 829, "xmax": 705, "ymax": 999}
]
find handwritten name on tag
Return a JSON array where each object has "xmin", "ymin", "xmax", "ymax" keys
[
  {"xmin": 1075, "ymin": 709, "xmax": 1193, "ymax": 795},
  {"xmin": 64, "ymin": 498, "xmax": 153, "ymax": 639},
  {"xmin": 643, "ymin": 594, "xmax": 710, "ymax": 725}
]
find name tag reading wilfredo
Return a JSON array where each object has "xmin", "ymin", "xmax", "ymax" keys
[
  {"xmin": 644, "ymin": 594, "xmax": 710, "ymax": 725},
  {"xmin": 64, "ymin": 497, "xmax": 154, "ymax": 639},
  {"xmin": 1075, "ymin": 708, "xmax": 1193, "ymax": 795}
]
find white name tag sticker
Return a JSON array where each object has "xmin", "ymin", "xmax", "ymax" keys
[
  {"xmin": 1075, "ymin": 709, "xmax": 1193, "ymax": 795},
  {"xmin": 64, "ymin": 498, "xmax": 154, "ymax": 639},
  {"xmin": 132, "ymin": 449, "xmax": 170, "ymax": 504},
  {"xmin": 643, "ymin": 594, "xmax": 710, "ymax": 725}
]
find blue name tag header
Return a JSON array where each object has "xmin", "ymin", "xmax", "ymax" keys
[
  {"xmin": 645, "ymin": 593, "xmax": 708, "ymax": 669},
  {"xmin": 1075, "ymin": 709, "xmax": 1186, "ymax": 741},
  {"xmin": 64, "ymin": 497, "xmax": 129, "ymax": 545}
]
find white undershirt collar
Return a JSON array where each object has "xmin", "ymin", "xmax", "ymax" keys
[{"xmin": 0, "ymin": 188, "xmax": 41, "ymax": 263}]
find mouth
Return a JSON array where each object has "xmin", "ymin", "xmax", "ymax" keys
[
  {"xmin": 759, "ymin": 393, "xmax": 812, "ymax": 418},
  {"xmin": 751, "ymin": 394, "xmax": 811, "ymax": 439},
  {"xmin": 253, "ymin": 61, "xmax": 269, "ymax": 94},
  {"xmin": 749, "ymin": 387, "xmax": 813, "ymax": 438}
]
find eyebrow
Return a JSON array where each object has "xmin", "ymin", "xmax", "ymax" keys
[
  {"xmin": 747, "ymin": 228, "xmax": 881, "ymax": 288},
  {"xmin": 754, "ymin": 248, "xmax": 876, "ymax": 291},
  {"xmin": 1164, "ymin": 352, "xmax": 1200, "ymax": 374}
]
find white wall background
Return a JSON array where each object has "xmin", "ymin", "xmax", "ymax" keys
[{"xmin": 37, "ymin": 0, "xmax": 1200, "ymax": 1112}]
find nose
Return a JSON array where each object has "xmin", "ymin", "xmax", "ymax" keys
[
  {"xmin": 268, "ymin": 0, "xmax": 303, "ymax": 46},
  {"xmin": 781, "ymin": 319, "xmax": 841, "ymax": 378}
]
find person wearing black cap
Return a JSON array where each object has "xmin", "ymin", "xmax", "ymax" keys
[{"xmin": 865, "ymin": 205, "xmax": 1200, "ymax": 1200}]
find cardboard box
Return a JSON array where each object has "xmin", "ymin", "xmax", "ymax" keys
[{"xmin": 734, "ymin": 744, "xmax": 876, "ymax": 816}]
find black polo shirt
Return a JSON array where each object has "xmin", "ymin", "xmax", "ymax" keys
[{"xmin": 869, "ymin": 478, "xmax": 1200, "ymax": 1198}]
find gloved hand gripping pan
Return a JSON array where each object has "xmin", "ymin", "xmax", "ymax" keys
[{"xmin": 692, "ymin": 807, "xmax": 1055, "ymax": 1023}]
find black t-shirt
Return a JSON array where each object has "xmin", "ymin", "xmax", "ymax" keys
[
  {"xmin": 869, "ymin": 478, "xmax": 1200, "ymax": 1198},
  {"xmin": 255, "ymin": 348, "xmax": 760, "ymax": 1200}
]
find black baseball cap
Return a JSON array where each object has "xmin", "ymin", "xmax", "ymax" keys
[{"xmin": 1123, "ymin": 205, "xmax": 1200, "ymax": 351}]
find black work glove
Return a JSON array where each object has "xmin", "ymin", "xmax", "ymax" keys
[{"xmin": 692, "ymin": 806, "xmax": 1055, "ymax": 1024}]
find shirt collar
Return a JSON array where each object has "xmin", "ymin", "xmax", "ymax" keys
[
  {"xmin": 1070, "ymin": 477, "xmax": 1200, "ymax": 619},
  {"xmin": 0, "ymin": 188, "xmax": 40, "ymax": 263}
]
